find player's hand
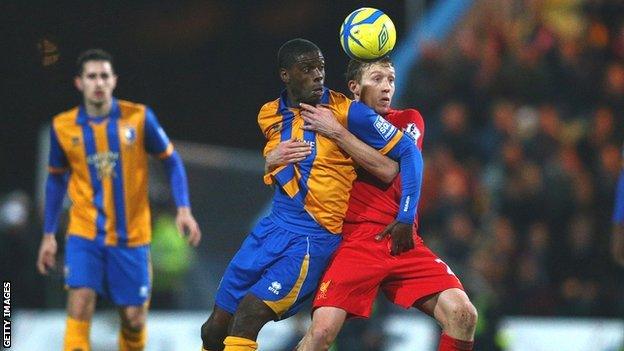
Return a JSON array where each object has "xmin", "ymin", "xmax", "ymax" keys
[
  {"xmin": 300, "ymin": 103, "xmax": 345, "ymax": 140},
  {"xmin": 37, "ymin": 234, "xmax": 58, "ymax": 275},
  {"xmin": 176, "ymin": 207, "xmax": 202, "ymax": 247},
  {"xmin": 266, "ymin": 140, "xmax": 311, "ymax": 171},
  {"xmin": 612, "ymin": 224, "xmax": 624, "ymax": 267},
  {"xmin": 375, "ymin": 220, "xmax": 415, "ymax": 256}
]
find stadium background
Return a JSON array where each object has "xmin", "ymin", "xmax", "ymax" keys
[{"xmin": 1, "ymin": 0, "xmax": 623, "ymax": 350}]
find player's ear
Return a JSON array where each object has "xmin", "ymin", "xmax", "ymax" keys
[
  {"xmin": 279, "ymin": 68, "xmax": 289, "ymax": 84},
  {"xmin": 348, "ymin": 80, "xmax": 360, "ymax": 98},
  {"xmin": 74, "ymin": 76, "xmax": 83, "ymax": 92},
  {"xmin": 111, "ymin": 73, "xmax": 118, "ymax": 90}
]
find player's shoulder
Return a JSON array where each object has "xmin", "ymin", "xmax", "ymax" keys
[
  {"xmin": 327, "ymin": 89, "xmax": 352, "ymax": 105},
  {"xmin": 392, "ymin": 108, "xmax": 423, "ymax": 122},
  {"xmin": 52, "ymin": 106, "xmax": 80, "ymax": 128},
  {"xmin": 117, "ymin": 99, "xmax": 147, "ymax": 115},
  {"xmin": 258, "ymin": 98, "xmax": 280, "ymax": 117}
]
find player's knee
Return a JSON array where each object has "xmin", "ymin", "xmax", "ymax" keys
[
  {"xmin": 446, "ymin": 300, "xmax": 477, "ymax": 333},
  {"xmin": 121, "ymin": 309, "xmax": 147, "ymax": 332},
  {"xmin": 201, "ymin": 310, "xmax": 230, "ymax": 350},
  {"xmin": 67, "ymin": 289, "xmax": 96, "ymax": 320},
  {"xmin": 309, "ymin": 324, "xmax": 337, "ymax": 350}
]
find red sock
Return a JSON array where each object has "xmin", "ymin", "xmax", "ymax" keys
[{"xmin": 438, "ymin": 333, "xmax": 473, "ymax": 351}]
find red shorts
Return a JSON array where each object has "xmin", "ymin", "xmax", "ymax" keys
[{"xmin": 313, "ymin": 222, "xmax": 464, "ymax": 319}]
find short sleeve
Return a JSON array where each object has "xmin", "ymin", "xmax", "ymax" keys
[
  {"xmin": 48, "ymin": 126, "xmax": 68, "ymax": 173},
  {"xmin": 402, "ymin": 109, "xmax": 425, "ymax": 149},
  {"xmin": 257, "ymin": 102, "xmax": 282, "ymax": 157},
  {"xmin": 346, "ymin": 101, "xmax": 404, "ymax": 155},
  {"xmin": 144, "ymin": 107, "xmax": 173, "ymax": 158}
]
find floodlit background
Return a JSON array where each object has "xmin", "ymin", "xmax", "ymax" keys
[{"xmin": 1, "ymin": 1, "xmax": 623, "ymax": 350}]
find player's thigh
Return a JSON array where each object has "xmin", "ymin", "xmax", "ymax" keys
[
  {"xmin": 249, "ymin": 232, "xmax": 341, "ymax": 320},
  {"xmin": 64, "ymin": 235, "xmax": 105, "ymax": 295},
  {"xmin": 383, "ymin": 244, "xmax": 463, "ymax": 309},
  {"xmin": 312, "ymin": 240, "xmax": 387, "ymax": 319},
  {"xmin": 106, "ymin": 245, "xmax": 151, "ymax": 306},
  {"xmin": 215, "ymin": 217, "xmax": 283, "ymax": 314}
]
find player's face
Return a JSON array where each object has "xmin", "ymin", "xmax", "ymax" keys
[
  {"xmin": 281, "ymin": 51, "xmax": 325, "ymax": 105},
  {"xmin": 75, "ymin": 60, "xmax": 117, "ymax": 108},
  {"xmin": 351, "ymin": 63, "xmax": 395, "ymax": 115}
]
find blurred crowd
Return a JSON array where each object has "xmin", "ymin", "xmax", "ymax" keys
[{"xmin": 399, "ymin": 0, "xmax": 624, "ymax": 348}]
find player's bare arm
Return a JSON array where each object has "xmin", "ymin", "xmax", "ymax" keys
[
  {"xmin": 300, "ymin": 102, "xmax": 399, "ymax": 183},
  {"xmin": 265, "ymin": 140, "xmax": 312, "ymax": 173}
]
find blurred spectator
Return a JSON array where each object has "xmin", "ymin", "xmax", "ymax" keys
[{"xmin": 408, "ymin": 0, "xmax": 624, "ymax": 329}]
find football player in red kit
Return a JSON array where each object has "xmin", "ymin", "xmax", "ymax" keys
[{"xmin": 269, "ymin": 56, "xmax": 477, "ymax": 351}]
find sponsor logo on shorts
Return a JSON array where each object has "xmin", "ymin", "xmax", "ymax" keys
[
  {"xmin": 317, "ymin": 280, "xmax": 331, "ymax": 300},
  {"xmin": 139, "ymin": 285, "xmax": 149, "ymax": 298},
  {"xmin": 268, "ymin": 281, "xmax": 282, "ymax": 295}
]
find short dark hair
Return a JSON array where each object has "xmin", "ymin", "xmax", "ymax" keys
[
  {"xmin": 345, "ymin": 56, "xmax": 393, "ymax": 83},
  {"xmin": 76, "ymin": 48, "xmax": 114, "ymax": 75},
  {"xmin": 277, "ymin": 39, "xmax": 321, "ymax": 69}
]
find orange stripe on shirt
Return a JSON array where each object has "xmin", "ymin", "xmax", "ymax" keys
[
  {"xmin": 379, "ymin": 129, "xmax": 404, "ymax": 155},
  {"xmin": 156, "ymin": 143, "xmax": 174, "ymax": 159},
  {"xmin": 119, "ymin": 105, "xmax": 151, "ymax": 246},
  {"xmin": 53, "ymin": 111, "xmax": 97, "ymax": 239}
]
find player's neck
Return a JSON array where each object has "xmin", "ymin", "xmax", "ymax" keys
[{"xmin": 84, "ymin": 100, "xmax": 112, "ymax": 118}]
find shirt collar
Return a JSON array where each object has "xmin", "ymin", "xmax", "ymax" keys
[{"xmin": 76, "ymin": 98, "xmax": 120, "ymax": 125}]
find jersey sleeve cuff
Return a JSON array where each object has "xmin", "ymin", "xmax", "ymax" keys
[
  {"xmin": 48, "ymin": 166, "xmax": 68, "ymax": 174},
  {"xmin": 156, "ymin": 143, "xmax": 174, "ymax": 159}
]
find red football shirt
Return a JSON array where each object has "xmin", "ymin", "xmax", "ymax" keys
[{"xmin": 343, "ymin": 108, "xmax": 425, "ymax": 238}]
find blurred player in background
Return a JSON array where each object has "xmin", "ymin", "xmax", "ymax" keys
[
  {"xmin": 275, "ymin": 57, "xmax": 477, "ymax": 351},
  {"xmin": 36, "ymin": 48, "xmax": 201, "ymax": 351},
  {"xmin": 200, "ymin": 39, "xmax": 423, "ymax": 351}
]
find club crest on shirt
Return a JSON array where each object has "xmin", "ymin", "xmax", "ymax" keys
[
  {"xmin": 317, "ymin": 280, "xmax": 331, "ymax": 299},
  {"xmin": 87, "ymin": 151, "xmax": 119, "ymax": 179},
  {"xmin": 403, "ymin": 123, "xmax": 421, "ymax": 145},
  {"xmin": 122, "ymin": 126, "xmax": 137, "ymax": 145}
]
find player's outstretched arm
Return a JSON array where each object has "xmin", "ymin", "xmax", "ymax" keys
[
  {"xmin": 300, "ymin": 103, "xmax": 399, "ymax": 183},
  {"xmin": 265, "ymin": 140, "xmax": 312, "ymax": 173}
]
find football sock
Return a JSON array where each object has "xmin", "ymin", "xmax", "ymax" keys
[
  {"xmin": 119, "ymin": 326, "xmax": 147, "ymax": 351},
  {"xmin": 438, "ymin": 333, "xmax": 474, "ymax": 351},
  {"xmin": 223, "ymin": 336, "xmax": 258, "ymax": 351},
  {"xmin": 64, "ymin": 317, "xmax": 91, "ymax": 351}
]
